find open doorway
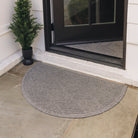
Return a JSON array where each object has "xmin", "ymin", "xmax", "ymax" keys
[{"xmin": 43, "ymin": 0, "xmax": 128, "ymax": 68}]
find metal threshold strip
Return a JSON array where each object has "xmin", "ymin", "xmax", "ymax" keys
[{"xmin": 48, "ymin": 45, "xmax": 123, "ymax": 69}]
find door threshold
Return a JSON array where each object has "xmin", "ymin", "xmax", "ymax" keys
[{"xmin": 48, "ymin": 45, "xmax": 124, "ymax": 69}]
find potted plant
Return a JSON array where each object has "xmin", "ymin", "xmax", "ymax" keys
[{"xmin": 9, "ymin": 0, "xmax": 42, "ymax": 65}]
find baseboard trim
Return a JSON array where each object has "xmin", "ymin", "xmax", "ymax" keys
[{"xmin": 0, "ymin": 50, "xmax": 22, "ymax": 76}]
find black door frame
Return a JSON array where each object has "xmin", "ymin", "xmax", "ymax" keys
[{"xmin": 43, "ymin": 0, "xmax": 128, "ymax": 69}]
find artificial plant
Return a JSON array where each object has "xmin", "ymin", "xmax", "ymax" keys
[{"xmin": 9, "ymin": 0, "xmax": 42, "ymax": 50}]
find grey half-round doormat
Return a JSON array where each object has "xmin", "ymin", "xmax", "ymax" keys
[{"xmin": 22, "ymin": 62, "xmax": 127, "ymax": 118}]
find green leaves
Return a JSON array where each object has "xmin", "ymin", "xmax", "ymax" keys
[{"xmin": 9, "ymin": 0, "xmax": 42, "ymax": 50}]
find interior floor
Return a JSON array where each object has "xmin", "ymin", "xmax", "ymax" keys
[{"xmin": 65, "ymin": 41, "xmax": 123, "ymax": 58}]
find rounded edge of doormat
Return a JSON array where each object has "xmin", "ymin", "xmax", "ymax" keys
[{"xmin": 22, "ymin": 62, "xmax": 128, "ymax": 119}]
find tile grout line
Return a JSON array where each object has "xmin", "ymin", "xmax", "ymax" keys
[{"xmin": 61, "ymin": 119, "xmax": 77, "ymax": 138}]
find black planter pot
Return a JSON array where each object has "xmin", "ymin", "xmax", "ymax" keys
[{"xmin": 22, "ymin": 47, "xmax": 33, "ymax": 65}]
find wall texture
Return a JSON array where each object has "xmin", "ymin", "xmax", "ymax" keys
[
  {"xmin": 0, "ymin": 0, "xmax": 19, "ymax": 62},
  {"xmin": 31, "ymin": 0, "xmax": 45, "ymax": 52},
  {"xmin": 126, "ymin": 0, "xmax": 138, "ymax": 74}
]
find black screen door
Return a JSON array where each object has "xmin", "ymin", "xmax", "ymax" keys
[{"xmin": 53, "ymin": 0, "xmax": 124, "ymax": 44}]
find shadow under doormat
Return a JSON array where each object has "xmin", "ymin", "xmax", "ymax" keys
[{"xmin": 22, "ymin": 62, "xmax": 127, "ymax": 118}]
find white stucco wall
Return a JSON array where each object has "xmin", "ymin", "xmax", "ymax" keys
[
  {"xmin": 0, "ymin": 0, "xmax": 19, "ymax": 62},
  {"xmin": 31, "ymin": 0, "xmax": 45, "ymax": 52},
  {"xmin": 126, "ymin": 0, "xmax": 138, "ymax": 74}
]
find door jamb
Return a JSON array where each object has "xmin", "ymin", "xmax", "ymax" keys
[
  {"xmin": 43, "ymin": 0, "xmax": 51, "ymax": 51},
  {"xmin": 122, "ymin": 0, "xmax": 128, "ymax": 69}
]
